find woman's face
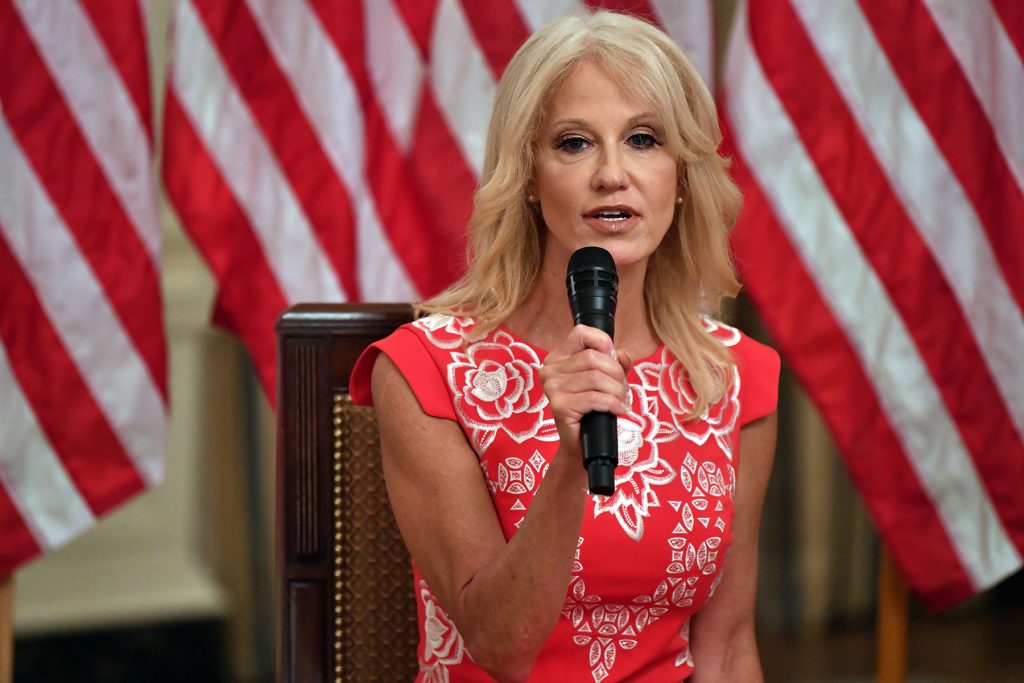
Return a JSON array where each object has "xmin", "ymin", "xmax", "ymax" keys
[{"xmin": 532, "ymin": 61, "xmax": 679, "ymax": 273}]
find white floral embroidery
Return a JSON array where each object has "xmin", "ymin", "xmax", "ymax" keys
[
  {"xmin": 672, "ymin": 454, "xmax": 731, "ymax": 581},
  {"xmin": 680, "ymin": 367, "xmax": 740, "ymax": 459},
  {"xmin": 635, "ymin": 351, "xmax": 741, "ymax": 460},
  {"xmin": 413, "ymin": 313, "xmax": 475, "ymax": 349},
  {"xmin": 592, "ymin": 381, "xmax": 677, "ymax": 541},
  {"xmin": 562, "ymin": 575, "xmax": 670, "ymax": 683},
  {"xmin": 573, "ymin": 535, "xmax": 585, "ymax": 573},
  {"xmin": 447, "ymin": 332, "xmax": 557, "ymax": 454},
  {"xmin": 496, "ymin": 450, "xmax": 548, "ymax": 528},
  {"xmin": 568, "ymin": 446, "xmax": 734, "ymax": 680},
  {"xmin": 479, "ymin": 460, "xmax": 497, "ymax": 496},
  {"xmin": 674, "ymin": 618, "xmax": 695, "ymax": 668},
  {"xmin": 700, "ymin": 316, "xmax": 741, "ymax": 346},
  {"xmin": 419, "ymin": 581, "xmax": 466, "ymax": 682},
  {"xmin": 497, "ymin": 452, "xmax": 545, "ymax": 495}
]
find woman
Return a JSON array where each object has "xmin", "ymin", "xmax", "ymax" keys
[{"xmin": 351, "ymin": 10, "xmax": 779, "ymax": 682}]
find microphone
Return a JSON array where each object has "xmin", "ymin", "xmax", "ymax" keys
[{"xmin": 566, "ymin": 246, "xmax": 619, "ymax": 496}]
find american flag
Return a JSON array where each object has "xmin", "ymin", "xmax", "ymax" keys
[
  {"xmin": 722, "ymin": 0, "xmax": 1024, "ymax": 610},
  {"xmin": 6, "ymin": 0, "xmax": 1015, "ymax": 614},
  {"xmin": 161, "ymin": 0, "xmax": 714, "ymax": 400},
  {"xmin": 0, "ymin": 1, "xmax": 165, "ymax": 576}
]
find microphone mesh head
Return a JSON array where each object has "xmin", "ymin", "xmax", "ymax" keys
[{"xmin": 567, "ymin": 246, "xmax": 616, "ymax": 275}]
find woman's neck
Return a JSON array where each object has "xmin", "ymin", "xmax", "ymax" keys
[{"xmin": 504, "ymin": 254, "xmax": 659, "ymax": 357}]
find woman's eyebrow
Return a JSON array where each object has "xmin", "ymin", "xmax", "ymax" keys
[
  {"xmin": 627, "ymin": 113, "xmax": 659, "ymax": 126},
  {"xmin": 549, "ymin": 117, "xmax": 589, "ymax": 129},
  {"xmin": 549, "ymin": 113, "xmax": 660, "ymax": 129}
]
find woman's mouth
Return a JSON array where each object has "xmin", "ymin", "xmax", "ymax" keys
[
  {"xmin": 584, "ymin": 206, "xmax": 641, "ymax": 232},
  {"xmin": 590, "ymin": 210, "xmax": 632, "ymax": 221}
]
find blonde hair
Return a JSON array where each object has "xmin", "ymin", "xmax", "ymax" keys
[{"xmin": 419, "ymin": 10, "xmax": 743, "ymax": 418}]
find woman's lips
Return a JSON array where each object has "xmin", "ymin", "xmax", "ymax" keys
[{"xmin": 582, "ymin": 213, "xmax": 641, "ymax": 233}]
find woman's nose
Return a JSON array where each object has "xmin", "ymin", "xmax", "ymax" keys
[{"xmin": 592, "ymin": 148, "xmax": 629, "ymax": 192}]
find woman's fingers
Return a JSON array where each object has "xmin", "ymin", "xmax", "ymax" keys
[
  {"xmin": 547, "ymin": 347, "xmax": 623, "ymax": 380},
  {"xmin": 544, "ymin": 368, "xmax": 628, "ymax": 405},
  {"xmin": 540, "ymin": 325, "xmax": 632, "ymax": 424},
  {"xmin": 545, "ymin": 324, "xmax": 615, "ymax": 364},
  {"xmin": 617, "ymin": 348, "xmax": 634, "ymax": 378},
  {"xmin": 548, "ymin": 388, "xmax": 629, "ymax": 418}
]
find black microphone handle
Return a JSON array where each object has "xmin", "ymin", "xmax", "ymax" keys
[
  {"xmin": 572, "ymin": 310, "xmax": 614, "ymax": 333},
  {"xmin": 571, "ymin": 310, "xmax": 616, "ymax": 495},
  {"xmin": 581, "ymin": 411, "xmax": 617, "ymax": 495}
]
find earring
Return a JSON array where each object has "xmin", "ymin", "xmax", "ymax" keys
[
  {"xmin": 676, "ymin": 196, "xmax": 683, "ymax": 205},
  {"xmin": 527, "ymin": 193, "xmax": 537, "ymax": 203}
]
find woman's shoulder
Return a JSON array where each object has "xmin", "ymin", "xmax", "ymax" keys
[
  {"xmin": 349, "ymin": 314, "xmax": 478, "ymax": 412},
  {"xmin": 701, "ymin": 316, "xmax": 781, "ymax": 423},
  {"xmin": 701, "ymin": 316, "xmax": 778, "ymax": 369}
]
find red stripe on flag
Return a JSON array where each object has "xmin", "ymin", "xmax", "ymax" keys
[
  {"xmin": 78, "ymin": 0, "xmax": 153, "ymax": 145},
  {"xmin": 458, "ymin": 0, "xmax": 530, "ymax": 79},
  {"xmin": 860, "ymin": 0, "xmax": 1024, "ymax": 311},
  {"xmin": 192, "ymin": 0, "xmax": 362, "ymax": 301},
  {"xmin": 749, "ymin": 0, "xmax": 1024, "ymax": 551},
  {"xmin": 0, "ymin": 230, "xmax": 147, "ymax": 516},
  {"xmin": 0, "ymin": 484, "xmax": 41, "ymax": 577},
  {"xmin": 314, "ymin": 2, "xmax": 467, "ymax": 296},
  {"xmin": 162, "ymin": 91, "xmax": 288, "ymax": 395},
  {"xmin": 391, "ymin": 0, "xmax": 440, "ymax": 60},
  {"xmin": 722, "ymin": 133, "xmax": 974, "ymax": 609},
  {"xmin": 405, "ymin": 96, "xmax": 473, "ymax": 291},
  {"xmin": 992, "ymin": 0, "xmax": 1024, "ymax": 62},
  {"xmin": 0, "ymin": 2, "xmax": 167, "ymax": 399}
]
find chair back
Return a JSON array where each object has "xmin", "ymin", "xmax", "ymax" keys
[{"xmin": 276, "ymin": 303, "xmax": 416, "ymax": 682}]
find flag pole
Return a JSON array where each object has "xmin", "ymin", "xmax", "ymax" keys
[
  {"xmin": 876, "ymin": 548, "xmax": 909, "ymax": 683},
  {"xmin": 0, "ymin": 574, "xmax": 12, "ymax": 683}
]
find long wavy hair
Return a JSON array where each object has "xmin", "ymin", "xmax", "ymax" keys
[{"xmin": 419, "ymin": 10, "xmax": 743, "ymax": 418}]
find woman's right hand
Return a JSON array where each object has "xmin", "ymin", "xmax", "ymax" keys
[{"xmin": 538, "ymin": 324, "xmax": 633, "ymax": 453}]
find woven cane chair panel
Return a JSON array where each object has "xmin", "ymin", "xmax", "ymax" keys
[{"xmin": 333, "ymin": 394, "xmax": 418, "ymax": 681}]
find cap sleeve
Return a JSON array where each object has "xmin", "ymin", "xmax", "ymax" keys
[
  {"xmin": 349, "ymin": 326, "xmax": 458, "ymax": 422},
  {"xmin": 734, "ymin": 334, "xmax": 781, "ymax": 427}
]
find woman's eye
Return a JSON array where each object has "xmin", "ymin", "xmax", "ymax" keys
[
  {"xmin": 627, "ymin": 132, "xmax": 659, "ymax": 149},
  {"xmin": 555, "ymin": 136, "xmax": 590, "ymax": 153}
]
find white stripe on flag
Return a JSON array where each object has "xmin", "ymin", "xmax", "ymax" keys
[
  {"xmin": 172, "ymin": 0, "xmax": 346, "ymax": 304},
  {"xmin": 792, "ymin": 0, "xmax": 1024, "ymax": 444},
  {"xmin": 139, "ymin": 0, "xmax": 152, "ymax": 46},
  {"xmin": 0, "ymin": 113, "xmax": 166, "ymax": 486},
  {"xmin": 0, "ymin": 343, "xmax": 95, "ymax": 550},
  {"xmin": 924, "ymin": 0, "xmax": 1024, "ymax": 193},
  {"xmin": 724, "ymin": 7, "xmax": 1022, "ymax": 589},
  {"xmin": 430, "ymin": 0, "xmax": 498, "ymax": 175},
  {"xmin": 13, "ymin": 0, "xmax": 161, "ymax": 262},
  {"xmin": 244, "ymin": 0, "xmax": 417, "ymax": 301},
  {"xmin": 514, "ymin": 0, "xmax": 581, "ymax": 32},
  {"xmin": 650, "ymin": 0, "xmax": 714, "ymax": 88},
  {"xmin": 365, "ymin": 0, "xmax": 424, "ymax": 151}
]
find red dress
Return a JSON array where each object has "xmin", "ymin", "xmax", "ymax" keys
[{"xmin": 351, "ymin": 314, "xmax": 779, "ymax": 682}]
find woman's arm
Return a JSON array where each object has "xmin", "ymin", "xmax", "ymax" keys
[
  {"xmin": 688, "ymin": 411, "xmax": 778, "ymax": 682},
  {"xmin": 372, "ymin": 325, "xmax": 630, "ymax": 683}
]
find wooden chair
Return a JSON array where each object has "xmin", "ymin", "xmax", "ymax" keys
[
  {"xmin": 276, "ymin": 303, "xmax": 417, "ymax": 683},
  {"xmin": 1, "ymin": 576, "xmax": 12, "ymax": 683}
]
